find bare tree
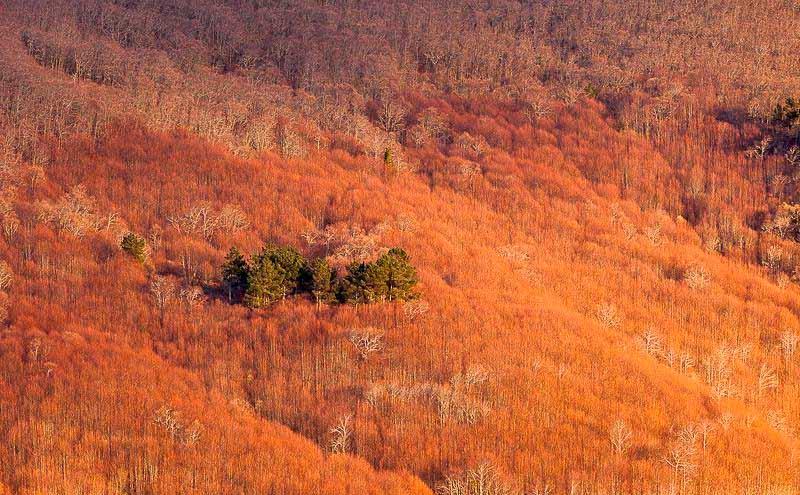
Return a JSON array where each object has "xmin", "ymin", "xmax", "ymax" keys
[
  {"xmin": 609, "ymin": 419, "xmax": 633, "ymax": 455},
  {"xmin": 684, "ymin": 264, "xmax": 711, "ymax": 290},
  {"xmin": 663, "ymin": 427, "xmax": 698, "ymax": 491},
  {"xmin": 697, "ymin": 421, "xmax": 715, "ymax": 452},
  {"xmin": 150, "ymin": 276, "xmax": 175, "ymax": 327},
  {"xmin": 436, "ymin": 462, "xmax": 515, "ymax": 495},
  {"xmin": 328, "ymin": 414, "xmax": 353, "ymax": 454},
  {"xmin": 376, "ymin": 98, "xmax": 406, "ymax": 134},
  {"xmin": 747, "ymin": 137, "xmax": 772, "ymax": 194},
  {"xmin": 758, "ymin": 363, "xmax": 779, "ymax": 395},
  {"xmin": 703, "ymin": 348, "xmax": 734, "ymax": 398},
  {"xmin": 403, "ymin": 299, "xmax": 430, "ymax": 323},
  {"xmin": 596, "ymin": 303, "xmax": 621, "ymax": 328},
  {"xmin": 639, "ymin": 328, "xmax": 663, "ymax": 357},
  {"xmin": 778, "ymin": 331, "xmax": 799, "ymax": 366},
  {"xmin": 180, "ymin": 285, "xmax": 204, "ymax": 314},
  {"xmin": 0, "ymin": 261, "xmax": 13, "ymax": 291},
  {"xmin": 348, "ymin": 328, "xmax": 385, "ymax": 361}
]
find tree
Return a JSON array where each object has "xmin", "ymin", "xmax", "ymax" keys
[
  {"xmin": 348, "ymin": 328, "xmax": 384, "ymax": 361},
  {"xmin": 221, "ymin": 247, "xmax": 249, "ymax": 302},
  {"xmin": 771, "ymin": 97, "xmax": 800, "ymax": 132},
  {"xmin": 328, "ymin": 415, "xmax": 353, "ymax": 454},
  {"xmin": 338, "ymin": 261, "xmax": 378, "ymax": 304},
  {"xmin": 377, "ymin": 99, "xmax": 406, "ymax": 134},
  {"xmin": 372, "ymin": 248, "xmax": 418, "ymax": 301},
  {"xmin": 244, "ymin": 255, "xmax": 283, "ymax": 308},
  {"xmin": 121, "ymin": 232, "xmax": 148, "ymax": 263},
  {"xmin": 383, "ymin": 147, "xmax": 395, "ymax": 171},
  {"xmin": 609, "ymin": 419, "xmax": 633, "ymax": 455},
  {"xmin": 338, "ymin": 248, "xmax": 418, "ymax": 304},
  {"xmin": 255, "ymin": 245, "xmax": 306, "ymax": 299},
  {"xmin": 150, "ymin": 275, "xmax": 175, "ymax": 327},
  {"xmin": 302, "ymin": 257, "xmax": 336, "ymax": 306}
]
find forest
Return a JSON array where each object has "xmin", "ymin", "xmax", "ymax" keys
[{"xmin": 2, "ymin": 0, "xmax": 800, "ymax": 494}]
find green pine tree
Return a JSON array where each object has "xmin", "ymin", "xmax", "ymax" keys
[
  {"xmin": 120, "ymin": 232, "xmax": 148, "ymax": 264},
  {"xmin": 338, "ymin": 261, "xmax": 378, "ymax": 304},
  {"xmin": 303, "ymin": 257, "xmax": 336, "ymax": 306},
  {"xmin": 383, "ymin": 147, "xmax": 395, "ymax": 170},
  {"xmin": 244, "ymin": 255, "xmax": 283, "ymax": 308},
  {"xmin": 373, "ymin": 247, "xmax": 418, "ymax": 301},
  {"xmin": 221, "ymin": 247, "xmax": 249, "ymax": 302},
  {"xmin": 258, "ymin": 245, "xmax": 306, "ymax": 299}
]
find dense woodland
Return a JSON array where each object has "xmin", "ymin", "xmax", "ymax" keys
[{"xmin": 2, "ymin": 0, "xmax": 800, "ymax": 494}]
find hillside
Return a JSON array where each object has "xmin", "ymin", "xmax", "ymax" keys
[{"xmin": 1, "ymin": 1, "xmax": 800, "ymax": 494}]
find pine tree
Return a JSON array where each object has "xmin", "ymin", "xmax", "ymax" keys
[
  {"xmin": 258, "ymin": 245, "xmax": 306, "ymax": 299},
  {"xmin": 303, "ymin": 257, "xmax": 336, "ymax": 306},
  {"xmin": 244, "ymin": 255, "xmax": 283, "ymax": 308},
  {"xmin": 338, "ymin": 261, "xmax": 378, "ymax": 304},
  {"xmin": 383, "ymin": 147, "xmax": 395, "ymax": 171},
  {"xmin": 120, "ymin": 232, "xmax": 148, "ymax": 264},
  {"xmin": 338, "ymin": 248, "xmax": 418, "ymax": 304},
  {"xmin": 221, "ymin": 247, "xmax": 249, "ymax": 302},
  {"xmin": 373, "ymin": 248, "xmax": 418, "ymax": 301}
]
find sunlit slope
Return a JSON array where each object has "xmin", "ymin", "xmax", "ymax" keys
[{"xmin": 0, "ymin": 108, "xmax": 793, "ymax": 492}]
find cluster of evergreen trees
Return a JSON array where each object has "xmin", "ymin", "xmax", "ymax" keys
[{"xmin": 221, "ymin": 245, "xmax": 418, "ymax": 308}]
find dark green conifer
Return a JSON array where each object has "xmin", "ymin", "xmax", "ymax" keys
[{"xmin": 121, "ymin": 232, "xmax": 148, "ymax": 264}]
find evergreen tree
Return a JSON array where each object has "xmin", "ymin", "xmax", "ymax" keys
[
  {"xmin": 221, "ymin": 246, "xmax": 249, "ymax": 302},
  {"xmin": 383, "ymin": 147, "xmax": 395, "ymax": 170},
  {"xmin": 244, "ymin": 255, "xmax": 283, "ymax": 308},
  {"xmin": 772, "ymin": 97, "xmax": 800, "ymax": 130},
  {"xmin": 257, "ymin": 245, "xmax": 306, "ymax": 299},
  {"xmin": 338, "ymin": 248, "xmax": 418, "ymax": 304},
  {"xmin": 120, "ymin": 232, "xmax": 148, "ymax": 264},
  {"xmin": 373, "ymin": 247, "xmax": 418, "ymax": 301},
  {"xmin": 338, "ymin": 261, "xmax": 377, "ymax": 304},
  {"xmin": 303, "ymin": 257, "xmax": 336, "ymax": 306}
]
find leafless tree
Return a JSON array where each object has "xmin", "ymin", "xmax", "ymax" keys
[
  {"xmin": 718, "ymin": 412, "xmax": 734, "ymax": 431},
  {"xmin": 703, "ymin": 348, "xmax": 734, "ymax": 398},
  {"xmin": 403, "ymin": 300, "xmax": 430, "ymax": 324},
  {"xmin": 697, "ymin": 421, "xmax": 715, "ymax": 452},
  {"xmin": 37, "ymin": 186, "xmax": 107, "ymax": 238},
  {"xmin": 377, "ymin": 98, "xmax": 406, "ymax": 134},
  {"xmin": 0, "ymin": 261, "xmax": 13, "ymax": 291},
  {"xmin": 758, "ymin": 363, "xmax": 779, "ymax": 395},
  {"xmin": 348, "ymin": 328, "xmax": 384, "ymax": 361},
  {"xmin": 150, "ymin": 276, "xmax": 175, "ymax": 327},
  {"xmin": 684, "ymin": 264, "xmax": 711, "ymax": 290},
  {"xmin": 747, "ymin": 137, "xmax": 773, "ymax": 193},
  {"xmin": 643, "ymin": 223, "xmax": 662, "ymax": 246},
  {"xmin": 663, "ymin": 428, "xmax": 698, "ymax": 490},
  {"xmin": 785, "ymin": 145, "xmax": 800, "ymax": 170},
  {"xmin": 180, "ymin": 285, "xmax": 204, "ymax": 314},
  {"xmin": 328, "ymin": 414, "xmax": 353, "ymax": 454},
  {"xmin": 436, "ymin": 462, "xmax": 515, "ymax": 495},
  {"xmin": 639, "ymin": 328, "xmax": 663, "ymax": 357},
  {"xmin": 596, "ymin": 303, "xmax": 621, "ymax": 328},
  {"xmin": 778, "ymin": 331, "xmax": 799, "ymax": 366},
  {"xmin": 609, "ymin": 419, "xmax": 633, "ymax": 455}
]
